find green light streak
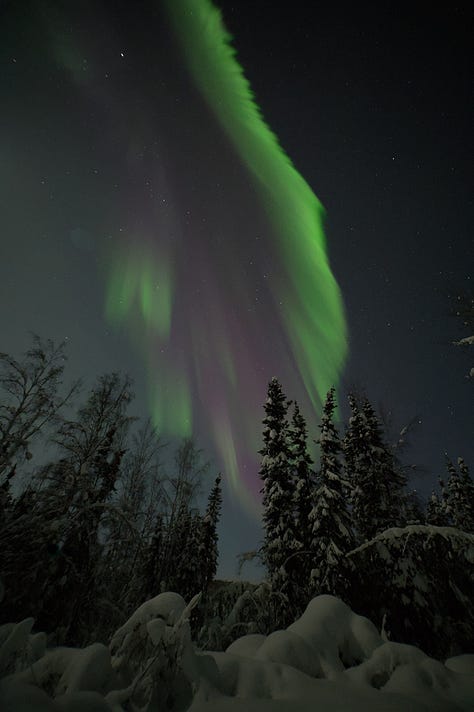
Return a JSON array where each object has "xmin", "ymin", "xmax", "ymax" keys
[
  {"xmin": 212, "ymin": 414, "xmax": 259, "ymax": 517},
  {"xmin": 164, "ymin": 0, "xmax": 348, "ymax": 412},
  {"xmin": 149, "ymin": 367, "xmax": 192, "ymax": 436},
  {"xmin": 105, "ymin": 246, "xmax": 173, "ymax": 340}
]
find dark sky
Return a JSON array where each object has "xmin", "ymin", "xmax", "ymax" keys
[{"xmin": 1, "ymin": 0, "xmax": 472, "ymax": 581}]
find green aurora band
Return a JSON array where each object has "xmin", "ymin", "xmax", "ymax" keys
[
  {"xmin": 105, "ymin": 0, "xmax": 348, "ymax": 516},
  {"xmin": 162, "ymin": 0, "xmax": 347, "ymax": 409}
]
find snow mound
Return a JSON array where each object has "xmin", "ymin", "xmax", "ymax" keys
[
  {"xmin": 109, "ymin": 590, "xmax": 187, "ymax": 657},
  {"xmin": 344, "ymin": 641, "xmax": 474, "ymax": 711},
  {"xmin": 1, "ymin": 592, "xmax": 474, "ymax": 711},
  {"xmin": 7, "ymin": 643, "xmax": 113, "ymax": 697},
  {"xmin": 287, "ymin": 594, "xmax": 383, "ymax": 676},
  {"xmin": 0, "ymin": 679, "xmax": 58, "ymax": 712},
  {"xmin": 226, "ymin": 633, "xmax": 266, "ymax": 658},
  {"xmin": 255, "ymin": 629, "xmax": 325, "ymax": 679},
  {"xmin": 445, "ymin": 654, "xmax": 474, "ymax": 675}
]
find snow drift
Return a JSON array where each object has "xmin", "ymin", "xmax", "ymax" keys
[{"xmin": 1, "ymin": 590, "xmax": 473, "ymax": 712}]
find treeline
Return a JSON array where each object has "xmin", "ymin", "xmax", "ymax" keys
[
  {"xmin": 1, "ymin": 337, "xmax": 473, "ymax": 659},
  {"xmin": 0, "ymin": 337, "xmax": 222, "ymax": 646},
  {"xmin": 256, "ymin": 377, "xmax": 474, "ymax": 658}
]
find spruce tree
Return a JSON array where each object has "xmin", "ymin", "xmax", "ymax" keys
[
  {"xmin": 361, "ymin": 398, "xmax": 407, "ymax": 530},
  {"xmin": 343, "ymin": 394, "xmax": 374, "ymax": 542},
  {"xmin": 445, "ymin": 458, "xmax": 459, "ymax": 524},
  {"xmin": 309, "ymin": 388, "xmax": 354, "ymax": 597},
  {"xmin": 426, "ymin": 481, "xmax": 450, "ymax": 526},
  {"xmin": 142, "ymin": 513, "xmax": 166, "ymax": 600},
  {"xmin": 458, "ymin": 458, "xmax": 474, "ymax": 532},
  {"xmin": 403, "ymin": 489, "xmax": 425, "ymax": 525},
  {"xmin": 259, "ymin": 378, "xmax": 297, "ymax": 603},
  {"xmin": 439, "ymin": 476, "xmax": 450, "ymax": 523},
  {"xmin": 174, "ymin": 511, "xmax": 203, "ymax": 601},
  {"xmin": 200, "ymin": 473, "xmax": 222, "ymax": 594},
  {"xmin": 347, "ymin": 525, "xmax": 474, "ymax": 658},
  {"xmin": 162, "ymin": 500, "xmax": 190, "ymax": 593},
  {"xmin": 345, "ymin": 394, "xmax": 406, "ymax": 542},
  {"xmin": 288, "ymin": 402, "xmax": 315, "ymax": 599},
  {"xmin": 162, "ymin": 501, "xmax": 203, "ymax": 600},
  {"xmin": 447, "ymin": 457, "xmax": 474, "ymax": 532},
  {"xmin": 192, "ymin": 474, "xmax": 223, "ymax": 633},
  {"xmin": 426, "ymin": 491, "xmax": 443, "ymax": 525}
]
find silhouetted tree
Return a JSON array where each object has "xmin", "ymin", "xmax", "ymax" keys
[
  {"xmin": 347, "ymin": 525, "xmax": 474, "ymax": 659},
  {"xmin": 168, "ymin": 503, "xmax": 201, "ymax": 600},
  {"xmin": 0, "ymin": 373, "xmax": 132, "ymax": 644},
  {"xmin": 426, "ymin": 488, "xmax": 449, "ymax": 526},
  {"xmin": 344, "ymin": 394, "xmax": 406, "ymax": 542},
  {"xmin": 259, "ymin": 378, "xmax": 297, "ymax": 614},
  {"xmin": 157, "ymin": 437, "xmax": 210, "ymax": 591},
  {"xmin": 309, "ymin": 388, "xmax": 354, "ymax": 598},
  {"xmin": 0, "ymin": 335, "xmax": 79, "ymax": 482},
  {"xmin": 361, "ymin": 398, "xmax": 407, "ymax": 528},
  {"xmin": 288, "ymin": 402, "xmax": 315, "ymax": 599},
  {"xmin": 403, "ymin": 489, "xmax": 425, "ymax": 525},
  {"xmin": 99, "ymin": 419, "xmax": 165, "ymax": 625},
  {"xmin": 200, "ymin": 473, "xmax": 222, "ymax": 594},
  {"xmin": 446, "ymin": 457, "xmax": 474, "ymax": 532}
]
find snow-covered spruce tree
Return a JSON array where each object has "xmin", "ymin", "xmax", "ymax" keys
[
  {"xmin": 385, "ymin": 413, "xmax": 427, "ymax": 522},
  {"xmin": 344, "ymin": 394, "xmax": 406, "ymax": 542},
  {"xmin": 287, "ymin": 402, "xmax": 315, "ymax": 603},
  {"xmin": 191, "ymin": 476, "xmax": 223, "ymax": 639},
  {"xmin": 403, "ymin": 489, "xmax": 425, "ymax": 525},
  {"xmin": 445, "ymin": 458, "xmax": 458, "ymax": 524},
  {"xmin": 259, "ymin": 378, "xmax": 298, "ymax": 615},
  {"xmin": 343, "ymin": 394, "xmax": 372, "ymax": 542},
  {"xmin": 458, "ymin": 458, "xmax": 474, "ymax": 532},
  {"xmin": 171, "ymin": 508, "xmax": 204, "ymax": 602},
  {"xmin": 426, "ymin": 477, "xmax": 452, "ymax": 527},
  {"xmin": 308, "ymin": 387, "xmax": 354, "ymax": 599},
  {"xmin": 361, "ymin": 398, "xmax": 407, "ymax": 528},
  {"xmin": 446, "ymin": 457, "xmax": 474, "ymax": 533},
  {"xmin": 347, "ymin": 525, "xmax": 474, "ymax": 658},
  {"xmin": 200, "ymin": 473, "xmax": 222, "ymax": 595},
  {"xmin": 425, "ymin": 479, "xmax": 450, "ymax": 526},
  {"xmin": 439, "ymin": 475, "xmax": 451, "ymax": 520}
]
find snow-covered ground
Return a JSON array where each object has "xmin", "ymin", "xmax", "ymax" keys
[{"xmin": 0, "ymin": 591, "xmax": 473, "ymax": 711}]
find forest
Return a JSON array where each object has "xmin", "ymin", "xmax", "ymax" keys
[{"xmin": 0, "ymin": 324, "xmax": 472, "ymax": 711}]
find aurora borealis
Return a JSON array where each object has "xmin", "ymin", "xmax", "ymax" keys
[
  {"xmin": 103, "ymin": 0, "xmax": 347, "ymax": 516},
  {"xmin": 2, "ymin": 0, "xmax": 471, "ymax": 577}
]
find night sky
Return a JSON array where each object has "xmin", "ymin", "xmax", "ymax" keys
[{"xmin": 1, "ymin": 1, "xmax": 472, "ymax": 581}]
